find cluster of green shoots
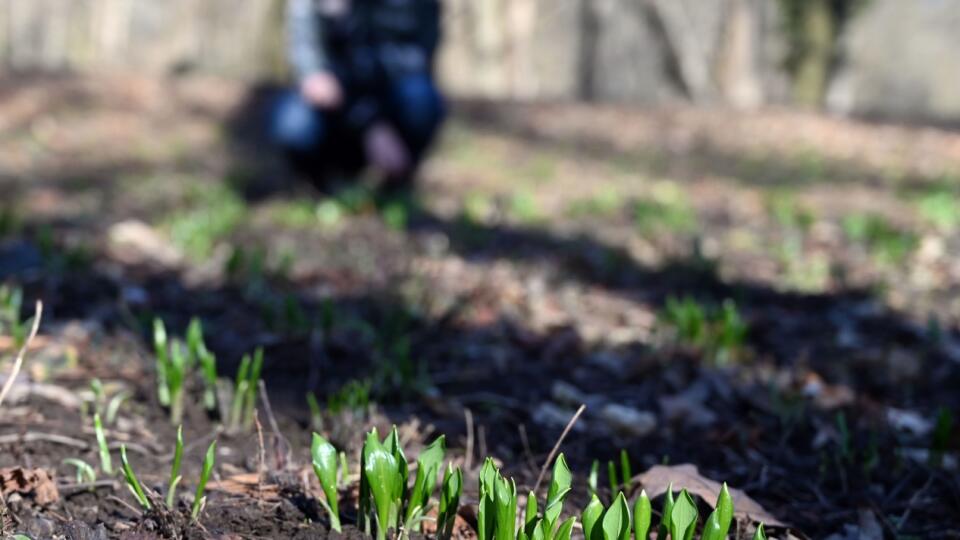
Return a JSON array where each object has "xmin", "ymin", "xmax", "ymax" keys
[
  {"xmin": 120, "ymin": 426, "xmax": 217, "ymax": 520},
  {"xmin": 659, "ymin": 296, "xmax": 748, "ymax": 365},
  {"xmin": 227, "ymin": 347, "xmax": 264, "ymax": 433},
  {"xmin": 153, "ymin": 318, "xmax": 218, "ymax": 424},
  {"xmin": 84, "ymin": 416, "xmax": 217, "ymax": 520},
  {"xmin": 479, "ymin": 455, "xmax": 575, "ymax": 540},
  {"xmin": 311, "ymin": 427, "xmax": 461, "ymax": 540},
  {"xmin": 309, "ymin": 427, "xmax": 771, "ymax": 540},
  {"xmin": 0, "ymin": 285, "xmax": 27, "ymax": 348},
  {"xmin": 80, "ymin": 378, "xmax": 130, "ymax": 426},
  {"xmin": 588, "ymin": 450, "xmax": 633, "ymax": 497},
  {"xmin": 581, "ymin": 483, "xmax": 762, "ymax": 540}
]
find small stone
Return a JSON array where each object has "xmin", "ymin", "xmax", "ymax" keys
[
  {"xmin": 532, "ymin": 403, "xmax": 586, "ymax": 432},
  {"xmin": 600, "ymin": 403, "xmax": 656, "ymax": 438}
]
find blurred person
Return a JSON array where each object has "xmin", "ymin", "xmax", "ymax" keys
[{"xmin": 271, "ymin": 0, "xmax": 445, "ymax": 192}]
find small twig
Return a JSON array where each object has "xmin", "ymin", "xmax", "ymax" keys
[
  {"xmin": 0, "ymin": 301, "xmax": 42, "ymax": 408},
  {"xmin": 254, "ymin": 409, "xmax": 266, "ymax": 500},
  {"xmin": 0, "ymin": 432, "xmax": 87, "ymax": 449},
  {"xmin": 258, "ymin": 380, "xmax": 290, "ymax": 470},
  {"xmin": 107, "ymin": 495, "xmax": 143, "ymax": 517},
  {"xmin": 58, "ymin": 479, "xmax": 118, "ymax": 495},
  {"xmin": 517, "ymin": 424, "xmax": 538, "ymax": 474},
  {"xmin": 897, "ymin": 476, "xmax": 934, "ymax": 532},
  {"xmin": 532, "ymin": 404, "xmax": 586, "ymax": 495},
  {"xmin": 464, "ymin": 408, "xmax": 474, "ymax": 472}
]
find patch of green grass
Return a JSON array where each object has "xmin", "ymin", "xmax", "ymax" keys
[
  {"xmin": 767, "ymin": 193, "xmax": 815, "ymax": 232},
  {"xmin": 462, "ymin": 192, "xmax": 495, "ymax": 224},
  {"xmin": 914, "ymin": 189, "xmax": 960, "ymax": 232},
  {"xmin": 566, "ymin": 188, "xmax": 623, "ymax": 218},
  {"xmin": 842, "ymin": 213, "xmax": 917, "ymax": 266},
  {"xmin": 659, "ymin": 296, "xmax": 748, "ymax": 365},
  {"xmin": 632, "ymin": 183, "xmax": 698, "ymax": 235},
  {"xmin": 163, "ymin": 183, "xmax": 247, "ymax": 260},
  {"xmin": 508, "ymin": 190, "xmax": 543, "ymax": 223}
]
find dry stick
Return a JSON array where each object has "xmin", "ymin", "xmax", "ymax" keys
[
  {"xmin": 254, "ymin": 410, "xmax": 266, "ymax": 501},
  {"xmin": 531, "ymin": 404, "xmax": 586, "ymax": 496},
  {"xmin": 463, "ymin": 408, "xmax": 475, "ymax": 471},
  {"xmin": 0, "ymin": 301, "xmax": 42, "ymax": 408},
  {"xmin": 257, "ymin": 380, "xmax": 291, "ymax": 470},
  {"xmin": 0, "ymin": 432, "xmax": 87, "ymax": 449},
  {"xmin": 517, "ymin": 424, "xmax": 538, "ymax": 474}
]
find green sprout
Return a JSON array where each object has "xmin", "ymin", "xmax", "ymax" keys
[
  {"xmin": 405, "ymin": 435, "xmax": 446, "ymax": 532},
  {"xmin": 94, "ymin": 414, "xmax": 112, "ymax": 475},
  {"xmin": 753, "ymin": 523, "xmax": 767, "ymax": 540},
  {"xmin": 120, "ymin": 445, "xmax": 152, "ymax": 510},
  {"xmin": 167, "ymin": 425, "xmax": 184, "ymax": 508},
  {"xmin": 311, "ymin": 433, "xmax": 342, "ymax": 532},
  {"xmin": 307, "ymin": 393, "xmax": 323, "ymax": 431},
  {"xmin": 437, "ymin": 464, "xmax": 463, "ymax": 540},
  {"xmin": 154, "ymin": 318, "xmax": 170, "ymax": 407},
  {"xmin": 660, "ymin": 297, "xmax": 748, "ymax": 365},
  {"xmin": 153, "ymin": 318, "xmax": 193, "ymax": 424},
  {"xmin": 228, "ymin": 348, "xmax": 264, "ymax": 433},
  {"xmin": 362, "ymin": 428, "xmax": 403, "ymax": 540},
  {"xmin": 701, "ymin": 483, "xmax": 734, "ymax": 540},
  {"xmin": 187, "ymin": 318, "xmax": 218, "ymax": 413},
  {"xmin": 192, "ymin": 441, "xmax": 217, "ymax": 521},
  {"xmin": 62, "ymin": 458, "xmax": 97, "ymax": 486},
  {"xmin": 633, "ymin": 490, "xmax": 651, "ymax": 540},
  {"xmin": 588, "ymin": 460, "xmax": 600, "ymax": 497},
  {"xmin": 0, "ymin": 285, "xmax": 25, "ymax": 348}
]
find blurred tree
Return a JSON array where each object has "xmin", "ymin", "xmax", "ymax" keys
[{"xmin": 779, "ymin": 0, "xmax": 871, "ymax": 107}]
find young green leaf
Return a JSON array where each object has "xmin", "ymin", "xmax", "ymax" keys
[
  {"xmin": 383, "ymin": 425, "xmax": 408, "ymax": 502},
  {"xmin": 581, "ymin": 494, "xmax": 603, "ymax": 540},
  {"xmin": 153, "ymin": 318, "xmax": 170, "ymax": 406},
  {"xmin": 753, "ymin": 523, "xmax": 767, "ymax": 540},
  {"xmin": 600, "ymin": 492, "xmax": 630, "ymax": 540},
  {"xmin": 619, "ymin": 450, "xmax": 631, "ymax": 491},
  {"xmin": 120, "ymin": 445, "xmax": 151, "ymax": 510},
  {"xmin": 312, "ymin": 433, "xmax": 342, "ymax": 532},
  {"xmin": 607, "ymin": 460, "xmax": 617, "ymax": 494},
  {"xmin": 544, "ymin": 453, "xmax": 572, "ymax": 525},
  {"xmin": 669, "ymin": 490, "xmax": 698, "ymax": 540},
  {"xmin": 198, "ymin": 348, "xmax": 217, "ymax": 412},
  {"xmin": 167, "ymin": 425, "xmax": 184, "ymax": 508},
  {"xmin": 364, "ymin": 434, "xmax": 399, "ymax": 540},
  {"xmin": 524, "ymin": 490, "xmax": 538, "ymax": 532},
  {"xmin": 588, "ymin": 460, "xmax": 599, "ymax": 497},
  {"xmin": 192, "ymin": 440, "xmax": 217, "ymax": 521},
  {"xmin": 438, "ymin": 464, "xmax": 463, "ymax": 540},
  {"xmin": 228, "ymin": 354, "xmax": 251, "ymax": 432},
  {"xmin": 62, "ymin": 458, "xmax": 96, "ymax": 485},
  {"xmin": 406, "ymin": 435, "xmax": 445, "ymax": 530},
  {"xmin": 93, "ymin": 413, "xmax": 112, "ymax": 475},
  {"xmin": 703, "ymin": 483, "xmax": 734, "ymax": 540},
  {"xmin": 633, "ymin": 490, "xmax": 651, "ymax": 540},
  {"xmin": 656, "ymin": 484, "xmax": 675, "ymax": 540},
  {"xmin": 242, "ymin": 347, "xmax": 264, "ymax": 430},
  {"xmin": 359, "ymin": 429, "xmax": 377, "ymax": 535},
  {"xmin": 554, "ymin": 516, "xmax": 576, "ymax": 540},
  {"xmin": 493, "ymin": 474, "xmax": 518, "ymax": 540},
  {"xmin": 478, "ymin": 463, "xmax": 496, "ymax": 540}
]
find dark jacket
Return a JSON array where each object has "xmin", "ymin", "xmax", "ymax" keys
[{"xmin": 287, "ymin": 0, "xmax": 442, "ymax": 129}]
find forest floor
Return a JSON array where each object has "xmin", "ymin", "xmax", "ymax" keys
[{"xmin": 0, "ymin": 73, "xmax": 959, "ymax": 539}]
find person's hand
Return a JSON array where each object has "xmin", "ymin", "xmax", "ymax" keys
[
  {"xmin": 300, "ymin": 72, "xmax": 343, "ymax": 109},
  {"xmin": 364, "ymin": 122, "xmax": 411, "ymax": 176}
]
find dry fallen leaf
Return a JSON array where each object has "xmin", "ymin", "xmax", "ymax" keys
[
  {"xmin": 207, "ymin": 472, "xmax": 280, "ymax": 500},
  {"xmin": 0, "ymin": 467, "xmax": 59, "ymax": 506},
  {"xmin": 636, "ymin": 464, "xmax": 784, "ymax": 527}
]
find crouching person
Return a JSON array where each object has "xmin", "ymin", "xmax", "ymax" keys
[{"xmin": 271, "ymin": 0, "xmax": 446, "ymax": 192}]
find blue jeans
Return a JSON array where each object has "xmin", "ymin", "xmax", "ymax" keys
[{"xmin": 271, "ymin": 74, "xmax": 446, "ymax": 172}]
